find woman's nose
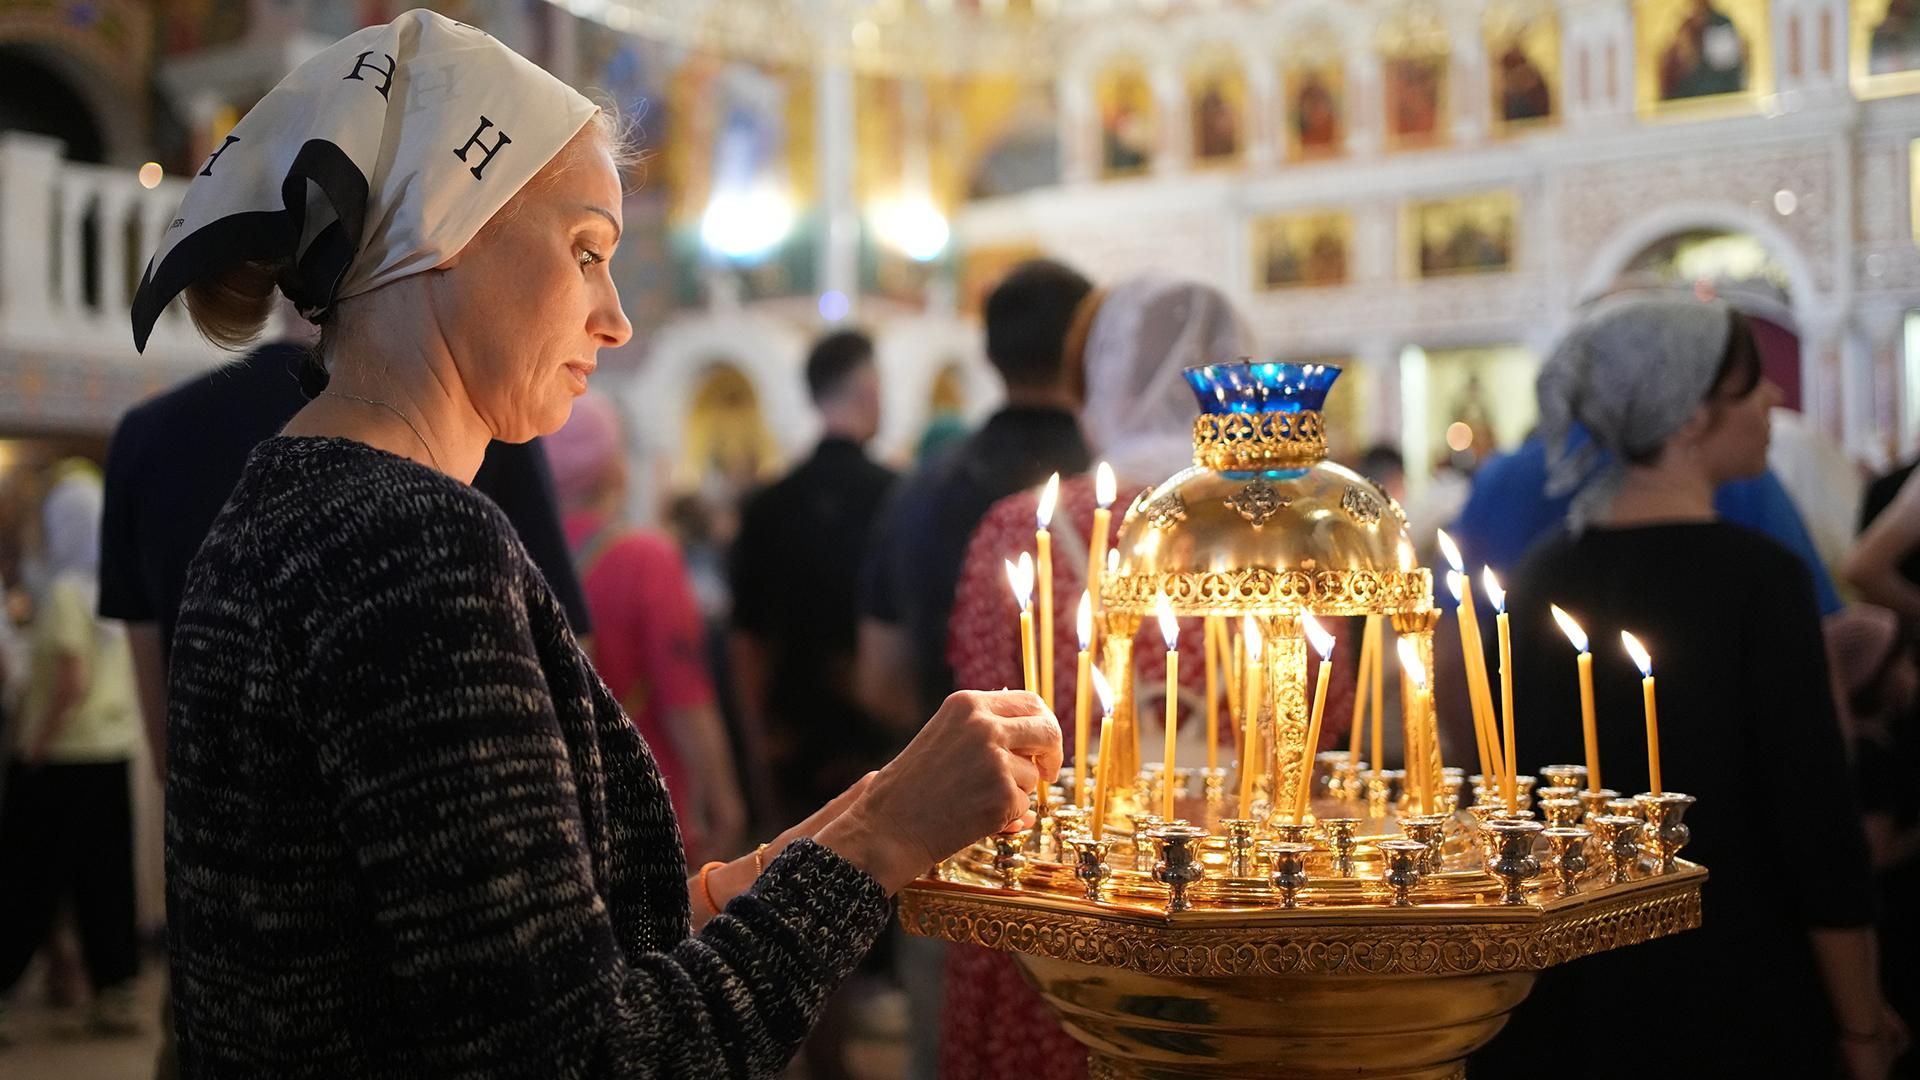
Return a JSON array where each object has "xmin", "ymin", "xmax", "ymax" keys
[{"xmin": 591, "ymin": 282, "xmax": 633, "ymax": 349}]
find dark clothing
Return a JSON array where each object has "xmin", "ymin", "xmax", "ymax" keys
[
  {"xmin": 1475, "ymin": 522, "xmax": 1872, "ymax": 1078},
  {"xmin": 859, "ymin": 407, "xmax": 1090, "ymax": 720},
  {"xmin": 730, "ymin": 437, "xmax": 896, "ymax": 817},
  {"xmin": 1861, "ymin": 460, "xmax": 1920, "ymax": 587},
  {"xmin": 166, "ymin": 436, "xmax": 888, "ymax": 1078},
  {"xmin": 96, "ymin": 343, "xmax": 590, "ymax": 656},
  {"xmin": 0, "ymin": 760, "xmax": 140, "ymax": 993}
]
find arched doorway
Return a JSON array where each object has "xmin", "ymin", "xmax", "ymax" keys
[
  {"xmin": 0, "ymin": 46, "xmax": 106, "ymax": 163},
  {"xmin": 1615, "ymin": 229, "xmax": 1802, "ymax": 409},
  {"xmin": 677, "ymin": 362, "xmax": 780, "ymax": 503}
]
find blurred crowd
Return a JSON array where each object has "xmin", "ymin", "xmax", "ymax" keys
[{"xmin": 1, "ymin": 258, "xmax": 1917, "ymax": 1079}]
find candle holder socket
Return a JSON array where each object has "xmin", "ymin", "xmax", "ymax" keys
[
  {"xmin": 1398, "ymin": 814, "xmax": 1449, "ymax": 876},
  {"xmin": 1200, "ymin": 767, "xmax": 1228, "ymax": 808},
  {"xmin": 1539, "ymin": 797, "xmax": 1583, "ymax": 830},
  {"xmin": 1365, "ymin": 773, "xmax": 1393, "ymax": 818},
  {"xmin": 1540, "ymin": 764, "xmax": 1589, "ymax": 791},
  {"xmin": 1535, "ymin": 785, "xmax": 1580, "ymax": 805},
  {"xmin": 1514, "ymin": 775, "xmax": 1538, "ymax": 812},
  {"xmin": 1579, "ymin": 787, "xmax": 1621, "ymax": 824},
  {"xmin": 1222, "ymin": 818, "xmax": 1260, "ymax": 879},
  {"xmin": 1377, "ymin": 838, "xmax": 1427, "ymax": 907},
  {"xmin": 1485, "ymin": 818, "xmax": 1544, "ymax": 905},
  {"xmin": 1314, "ymin": 751, "xmax": 1352, "ymax": 805},
  {"xmin": 1262, "ymin": 841, "xmax": 1313, "ymax": 909},
  {"xmin": 1319, "ymin": 818, "xmax": 1361, "ymax": 877},
  {"xmin": 1049, "ymin": 806, "xmax": 1088, "ymax": 856},
  {"xmin": 1634, "ymin": 792, "xmax": 1694, "ymax": 874},
  {"xmin": 1129, "ymin": 813, "xmax": 1165, "ymax": 872},
  {"xmin": 1149, "ymin": 823, "xmax": 1209, "ymax": 913},
  {"xmin": 1542, "ymin": 826, "xmax": 1590, "ymax": 898},
  {"xmin": 1332, "ymin": 756, "xmax": 1367, "ymax": 802},
  {"xmin": 1064, "ymin": 833, "xmax": 1113, "ymax": 902},
  {"xmin": 992, "ymin": 832, "xmax": 1028, "ymax": 888},
  {"xmin": 1135, "ymin": 767, "xmax": 1161, "ymax": 816},
  {"xmin": 1268, "ymin": 821, "xmax": 1315, "ymax": 847},
  {"xmin": 1592, "ymin": 815, "xmax": 1642, "ymax": 885},
  {"xmin": 1605, "ymin": 797, "xmax": 1641, "ymax": 820}
]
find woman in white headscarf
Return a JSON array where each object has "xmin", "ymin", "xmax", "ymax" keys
[
  {"xmin": 141, "ymin": 11, "xmax": 1056, "ymax": 1078},
  {"xmin": 941, "ymin": 275, "xmax": 1357, "ymax": 1079},
  {"xmin": 0, "ymin": 462, "xmax": 142, "ymax": 1040},
  {"xmin": 1486, "ymin": 294, "xmax": 1904, "ymax": 1079}
]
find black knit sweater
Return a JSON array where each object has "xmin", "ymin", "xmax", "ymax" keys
[{"xmin": 165, "ymin": 436, "xmax": 890, "ymax": 1078}]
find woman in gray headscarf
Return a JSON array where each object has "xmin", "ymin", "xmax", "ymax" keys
[{"xmin": 1485, "ymin": 294, "xmax": 1904, "ymax": 1079}]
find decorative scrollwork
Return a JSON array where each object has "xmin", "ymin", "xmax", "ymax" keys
[
  {"xmin": 898, "ymin": 877, "xmax": 1703, "ymax": 978},
  {"xmin": 1104, "ymin": 567, "xmax": 1434, "ymax": 616},
  {"xmin": 1193, "ymin": 411, "xmax": 1328, "ymax": 472},
  {"xmin": 1341, "ymin": 485, "xmax": 1383, "ymax": 526},
  {"xmin": 1146, "ymin": 493, "xmax": 1189, "ymax": 530},
  {"xmin": 1225, "ymin": 479, "xmax": 1289, "ymax": 527}
]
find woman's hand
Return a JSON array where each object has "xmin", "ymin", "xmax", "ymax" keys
[{"xmin": 817, "ymin": 690, "xmax": 1060, "ymax": 893}]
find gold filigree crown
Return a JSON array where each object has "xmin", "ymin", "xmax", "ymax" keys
[{"xmin": 1192, "ymin": 410, "xmax": 1327, "ymax": 472}]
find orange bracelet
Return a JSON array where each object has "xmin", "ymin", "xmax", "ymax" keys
[{"xmin": 697, "ymin": 860, "xmax": 727, "ymax": 917}]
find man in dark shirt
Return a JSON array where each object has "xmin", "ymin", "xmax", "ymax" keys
[
  {"xmin": 728, "ymin": 330, "xmax": 897, "ymax": 825},
  {"xmin": 98, "ymin": 340, "xmax": 593, "ymax": 772},
  {"xmin": 855, "ymin": 259, "xmax": 1094, "ymax": 733}
]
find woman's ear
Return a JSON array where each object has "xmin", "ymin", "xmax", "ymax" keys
[{"xmin": 1664, "ymin": 400, "xmax": 1716, "ymax": 455}]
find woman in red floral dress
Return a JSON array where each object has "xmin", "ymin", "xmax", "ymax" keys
[{"xmin": 940, "ymin": 276, "xmax": 1358, "ymax": 1078}]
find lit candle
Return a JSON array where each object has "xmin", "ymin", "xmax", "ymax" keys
[
  {"xmin": 1370, "ymin": 619, "xmax": 1384, "ymax": 785},
  {"xmin": 1348, "ymin": 615, "xmax": 1379, "ymax": 761},
  {"xmin": 1396, "ymin": 636, "xmax": 1432, "ymax": 811},
  {"xmin": 1205, "ymin": 616, "xmax": 1222, "ymax": 773},
  {"xmin": 1157, "ymin": 592, "xmax": 1180, "ymax": 820},
  {"xmin": 1073, "ymin": 592, "xmax": 1095, "ymax": 807},
  {"xmin": 1482, "ymin": 567, "xmax": 1517, "ymax": 807},
  {"xmin": 1448, "ymin": 571, "xmax": 1500, "ymax": 785},
  {"xmin": 1036, "ymin": 473, "xmax": 1060, "ymax": 716},
  {"xmin": 1088, "ymin": 664, "xmax": 1115, "ymax": 840},
  {"xmin": 1005, "ymin": 555, "xmax": 1037, "ymax": 694},
  {"xmin": 1087, "ymin": 462, "xmax": 1116, "ymax": 636},
  {"xmin": 1438, "ymin": 530, "xmax": 1503, "ymax": 782},
  {"xmin": 1237, "ymin": 616, "xmax": 1263, "ymax": 818},
  {"xmin": 1551, "ymin": 605, "xmax": 1603, "ymax": 794},
  {"xmin": 1621, "ymin": 631, "xmax": 1662, "ymax": 796},
  {"xmin": 1293, "ymin": 614, "xmax": 1336, "ymax": 823}
]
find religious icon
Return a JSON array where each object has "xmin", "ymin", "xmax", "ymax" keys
[
  {"xmin": 1383, "ymin": 54, "xmax": 1448, "ymax": 147},
  {"xmin": 1855, "ymin": 0, "xmax": 1920, "ymax": 96},
  {"xmin": 1254, "ymin": 212, "xmax": 1352, "ymax": 290},
  {"xmin": 1286, "ymin": 63, "xmax": 1346, "ymax": 159},
  {"xmin": 1407, "ymin": 191, "xmax": 1518, "ymax": 278},
  {"xmin": 1659, "ymin": 0, "xmax": 1749, "ymax": 99},
  {"xmin": 1484, "ymin": 5, "xmax": 1559, "ymax": 131},
  {"xmin": 1188, "ymin": 53, "xmax": 1247, "ymax": 165},
  {"xmin": 1096, "ymin": 62, "xmax": 1157, "ymax": 177}
]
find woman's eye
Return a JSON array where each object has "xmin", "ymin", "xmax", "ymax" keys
[{"xmin": 577, "ymin": 248, "xmax": 604, "ymax": 268}]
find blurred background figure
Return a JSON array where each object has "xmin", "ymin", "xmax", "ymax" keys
[
  {"xmin": 548, "ymin": 391, "xmax": 746, "ymax": 864},
  {"xmin": 0, "ymin": 462, "xmax": 141, "ymax": 1043}
]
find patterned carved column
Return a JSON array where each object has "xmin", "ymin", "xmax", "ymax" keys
[
  {"xmin": 1103, "ymin": 611, "xmax": 1143, "ymax": 797},
  {"xmin": 1263, "ymin": 616, "xmax": 1310, "ymax": 827}
]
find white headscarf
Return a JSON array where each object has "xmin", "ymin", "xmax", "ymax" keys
[
  {"xmin": 1081, "ymin": 275, "xmax": 1256, "ymax": 483},
  {"xmin": 1537, "ymin": 292, "xmax": 1735, "ymax": 527},
  {"xmin": 132, "ymin": 8, "xmax": 597, "ymax": 351},
  {"xmin": 42, "ymin": 462, "xmax": 103, "ymax": 580}
]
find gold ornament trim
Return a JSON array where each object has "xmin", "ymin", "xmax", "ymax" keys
[
  {"xmin": 1193, "ymin": 411, "xmax": 1328, "ymax": 472},
  {"xmin": 898, "ymin": 873, "xmax": 1702, "ymax": 978},
  {"xmin": 1103, "ymin": 566, "xmax": 1435, "ymax": 616}
]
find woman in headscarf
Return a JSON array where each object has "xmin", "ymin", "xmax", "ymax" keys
[
  {"xmin": 0, "ymin": 462, "xmax": 142, "ymax": 1040},
  {"xmin": 135, "ymin": 12, "xmax": 1057, "ymax": 1078},
  {"xmin": 1486, "ymin": 293, "xmax": 1904, "ymax": 1079},
  {"xmin": 940, "ymin": 276, "xmax": 1357, "ymax": 1079}
]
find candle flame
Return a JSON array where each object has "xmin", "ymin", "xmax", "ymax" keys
[
  {"xmin": 1077, "ymin": 591, "xmax": 1093, "ymax": 651},
  {"xmin": 1446, "ymin": 568, "xmax": 1466, "ymax": 603},
  {"xmin": 1621, "ymin": 631, "xmax": 1653, "ymax": 677},
  {"xmin": 1037, "ymin": 472, "xmax": 1060, "ymax": 529},
  {"xmin": 1106, "ymin": 548, "xmax": 1119, "ymax": 575},
  {"xmin": 1550, "ymin": 604, "xmax": 1589, "ymax": 653},
  {"xmin": 1396, "ymin": 636, "xmax": 1427, "ymax": 690},
  {"xmin": 1005, "ymin": 555, "xmax": 1034, "ymax": 610},
  {"xmin": 1436, "ymin": 528, "xmax": 1465, "ymax": 574},
  {"xmin": 1480, "ymin": 566, "xmax": 1506, "ymax": 613},
  {"xmin": 1242, "ymin": 615, "xmax": 1263, "ymax": 659},
  {"xmin": 1089, "ymin": 663, "xmax": 1114, "ymax": 716},
  {"xmin": 1095, "ymin": 461, "xmax": 1117, "ymax": 508},
  {"xmin": 1302, "ymin": 613, "xmax": 1335, "ymax": 660},
  {"xmin": 1156, "ymin": 592, "xmax": 1179, "ymax": 650}
]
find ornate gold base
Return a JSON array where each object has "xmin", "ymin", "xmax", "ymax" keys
[{"xmin": 901, "ymin": 864, "xmax": 1702, "ymax": 1079}]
